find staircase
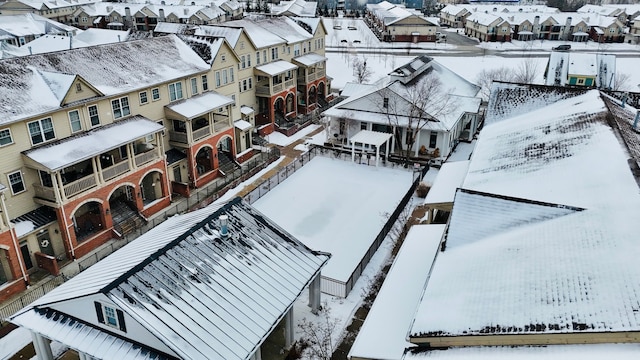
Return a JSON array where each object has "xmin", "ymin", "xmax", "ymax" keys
[
  {"xmin": 110, "ymin": 200, "xmax": 147, "ymax": 237},
  {"xmin": 218, "ymin": 152, "xmax": 240, "ymax": 176}
]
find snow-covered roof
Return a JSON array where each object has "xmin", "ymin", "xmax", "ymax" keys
[
  {"xmin": 23, "ymin": 116, "xmax": 163, "ymax": 171},
  {"xmin": 465, "ymin": 4, "xmax": 559, "ymax": 14},
  {"xmin": 234, "ymin": 119, "xmax": 253, "ymax": 131},
  {"xmin": 424, "ymin": 160, "xmax": 469, "ymax": 206},
  {"xmin": 195, "ymin": 25, "xmax": 242, "ymax": 47},
  {"xmin": 154, "ymin": 22, "xmax": 194, "ymax": 35},
  {"xmin": 466, "ymin": 12, "xmax": 503, "ymax": 26},
  {"xmin": 166, "ymin": 91, "xmax": 234, "ymax": 119},
  {"xmin": 292, "ymin": 53, "xmax": 327, "ymax": 67},
  {"xmin": 349, "ymin": 130, "xmax": 392, "ymax": 147},
  {"xmin": 11, "ymin": 0, "xmax": 96, "ymax": 10},
  {"xmin": 349, "ymin": 225, "xmax": 445, "ymax": 360},
  {"xmin": 440, "ymin": 5, "xmax": 469, "ymax": 16},
  {"xmin": 270, "ymin": 0, "xmax": 317, "ymax": 17},
  {"xmin": 0, "ymin": 35, "xmax": 209, "ymax": 126},
  {"xmin": 404, "ymin": 344, "xmax": 640, "ymax": 359},
  {"xmin": 74, "ymin": 28, "xmax": 130, "ymax": 45},
  {"xmin": 12, "ymin": 198, "xmax": 329, "ymax": 360},
  {"xmin": 240, "ymin": 105, "xmax": 254, "ymax": 115},
  {"xmin": 223, "ymin": 18, "xmax": 287, "ymax": 49},
  {"xmin": 250, "ymin": 16, "xmax": 313, "ymax": 45},
  {"xmin": 255, "ymin": 60, "xmax": 297, "ymax": 76},
  {"xmin": 366, "ymin": 1, "xmax": 425, "ymax": 26},
  {"xmin": 290, "ymin": 16, "xmax": 323, "ymax": 34},
  {"xmin": 339, "ymin": 82, "xmax": 375, "ymax": 98},
  {"xmin": 544, "ymin": 52, "xmax": 616, "ymax": 89},
  {"xmin": 0, "ymin": 13, "xmax": 78, "ymax": 37},
  {"xmin": 6, "ymin": 34, "xmax": 91, "ymax": 56},
  {"xmin": 409, "ymin": 88, "xmax": 640, "ymax": 341}
]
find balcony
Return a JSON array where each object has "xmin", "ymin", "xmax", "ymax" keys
[
  {"xmin": 134, "ymin": 150, "xmax": 159, "ymax": 167},
  {"xmin": 192, "ymin": 126, "xmax": 211, "ymax": 142},
  {"xmin": 64, "ymin": 175, "xmax": 98, "ymax": 198},
  {"xmin": 213, "ymin": 120, "xmax": 230, "ymax": 132},
  {"xmin": 169, "ymin": 130, "xmax": 188, "ymax": 144},
  {"xmin": 102, "ymin": 161, "xmax": 130, "ymax": 181}
]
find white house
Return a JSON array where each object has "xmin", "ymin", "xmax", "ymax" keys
[
  {"xmin": 10, "ymin": 197, "xmax": 329, "ymax": 360},
  {"xmin": 324, "ymin": 55, "xmax": 481, "ymax": 162}
]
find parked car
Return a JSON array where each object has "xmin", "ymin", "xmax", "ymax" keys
[
  {"xmin": 333, "ymin": 25, "xmax": 342, "ymax": 30},
  {"xmin": 552, "ymin": 44, "xmax": 571, "ymax": 51}
]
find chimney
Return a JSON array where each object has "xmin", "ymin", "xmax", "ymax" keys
[
  {"xmin": 533, "ymin": 15, "xmax": 540, "ymax": 35},
  {"xmin": 159, "ymin": 8, "xmax": 165, "ymax": 22},
  {"xmin": 107, "ymin": 5, "xmax": 112, "ymax": 12},
  {"xmin": 125, "ymin": 7, "xmax": 132, "ymax": 28},
  {"xmin": 184, "ymin": 8, "xmax": 188, "ymax": 16},
  {"xmin": 219, "ymin": 215, "xmax": 229, "ymax": 238}
]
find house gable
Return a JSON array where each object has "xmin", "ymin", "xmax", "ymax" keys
[{"xmin": 60, "ymin": 76, "xmax": 103, "ymax": 105}]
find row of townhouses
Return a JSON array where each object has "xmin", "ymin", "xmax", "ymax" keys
[
  {"xmin": 0, "ymin": 15, "xmax": 329, "ymax": 301},
  {"xmin": 440, "ymin": 4, "xmax": 634, "ymax": 43},
  {"xmin": 364, "ymin": 1, "xmax": 439, "ymax": 43}
]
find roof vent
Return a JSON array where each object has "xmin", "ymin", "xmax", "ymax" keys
[{"xmin": 219, "ymin": 214, "xmax": 229, "ymax": 238}]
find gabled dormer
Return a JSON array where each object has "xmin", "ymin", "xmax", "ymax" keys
[{"xmin": 38, "ymin": 71, "xmax": 104, "ymax": 106}]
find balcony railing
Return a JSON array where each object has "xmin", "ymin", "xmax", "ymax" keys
[
  {"xmin": 169, "ymin": 130, "xmax": 188, "ymax": 144},
  {"xmin": 102, "ymin": 161, "xmax": 130, "ymax": 181},
  {"xmin": 192, "ymin": 126, "xmax": 212, "ymax": 142},
  {"xmin": 134, "ymin": 150, "xmax": 158, "ymax": 167},
  {"xmin": 213, "ymin": 120, "xmax": 230, "ymax": 132},
  {"xmin": 33, "ymin": 184, "xmax": 56, "ymax": 202},
  {"xmin": 285, "ymin": 79, "xmax": 295, "ymax": 88},
  {"xmin": 272, "ymin": 83, "xmax": 283, "ymax": 93},
  {"xmin": 64, "ymin": 175, "xmax": 97, "ymax": 198}
]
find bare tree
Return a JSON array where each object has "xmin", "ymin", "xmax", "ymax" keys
[
  {"xmin": 512, "ymin": 58, "xmax": 540, "ymax": 84},
  {"xmin": 378, "ymin": 73, "xmax": 456, "ymax": 166},
  {"xmin": 612, "ymin": 72, "xmax": 632, "ymax": 91},
  {"xmin": 352, "ymin": 56, "xmax": 373, "ymax": 84},
  {"xmin": 297, "ymin": 302, "xmax": 339, "ymax": 360},
  {"xmin": 475, "ymin": 66, "xmax": 514, "ymax": 101}
]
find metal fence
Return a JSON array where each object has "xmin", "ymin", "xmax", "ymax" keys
[{"xmin": 0, "ymin": 148, "xmax": 280, "ymax": 322}]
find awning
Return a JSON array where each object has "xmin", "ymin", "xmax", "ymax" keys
[
  {"xmin": 255, "ymin": 60, "xmax": 297, "ymax": 76},
  {"xmin": 573, "ymin": 31, "xmax": 589, "ymax": 36},
  {"xmin": 234, "ymin": 119, "xmax": 253, "ymax": 131},
  {"xmin": 424, "ymin": 160, "xmax": 470, "ymax": 208},
  {"xmin": 107, "ymin": 22, "xmax": 124, "ymax": 26},
  {"xmin": 240, "ymin": 105, "xmax": 254, "ymax": 115},
  {"xmin": 348, "ymin": 130, "xmax": 393, "ymax": 147},
  {"xmin": 166, "ymin": 92, "xmax": 234, "ymax": 119},
  {"xmin": 22, "ymin": 116, "xmax": 163, "ymax": 171},
  {"xmin": 293, "ymin": 53, "xmax": 327, "ymax": 67}
]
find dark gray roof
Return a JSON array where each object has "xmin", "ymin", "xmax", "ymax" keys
[
  {"xmin": 10, "ymin": 206, "xmax": 57, "ymax": 229},
  {"xmin": 165, "ymin": 148, "xmax": 187, "ymax": 165}
]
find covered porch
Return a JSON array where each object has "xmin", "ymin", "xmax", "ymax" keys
[
  {"xmin": 165, "ymin": 92, "xmax": 235, "ymax": 146},
  {"xmin": 255, "ymin": 60, "xmax": 298, "ymax": 127},
  {"xmin": 423, "ymin": 160, "xmax": 470, "ymax": 224}
]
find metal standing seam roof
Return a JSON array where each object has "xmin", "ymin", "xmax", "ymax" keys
[
  {"xmin": 23, "ymin": 116, "xmax": 164, "ymax": 171},
  {"xmin": 255, "ymin": 60, "xmax": 298, "ymax": 76},
  {"xmin": 234, "ymin": 119, "xmax": 253, "ymax": 131},
  {"xmin": 12, "ymin": 198, "xmax": 329, "ymax": 360},
  {"xmin": 349, "ymin": 130, "xmax": 393, "ymax": 147},
  {"xmin": 424, "ymin": 161, "xmax": 470, "ymax": 206},
  {"xmin": 165, "ymin": 92, "xmax": 234, "ymax": 119},
  {"xmin": 292, "ymin": 53, "xmax": 327, "ymax": 67}
]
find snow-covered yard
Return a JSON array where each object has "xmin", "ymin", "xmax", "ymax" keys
[{"xmin": 253, "ymin": 155, "xmax": 413, "ymax": 296}]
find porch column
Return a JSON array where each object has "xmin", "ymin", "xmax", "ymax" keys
[
  {"xmin": 351, "ymin": 140, "xmax": 355, "ymax": 163},
  {"xmin": 284, "ymin": 307, "xmax": 295, "ymax": 348},
  {"xmin": 31, "ymin": 332, "xmax": 54, "ymax": 360},
  {"xmin": 56, "ymin": 172, "xmax": 68, "ymax": 202},
  {"xmin": 391, "ymin": 126, "xmax": 396, "ymax": 154},
  {"xmin": 309, "ymin": 274, "xmax": 321, "ymax": 314},
  {"xmin": 385, "ymin": 138, "xmax": 390, "ymax": 160},
  {"xmin": 126, "ymin": 143, "xmax": 135, "ymax": 170},
  {"xmin": 414, "ymin": 130, "xmax": 421, "ymax": 157},
  {"xmin": 93, "ymin": 157, "xmax": 104, "ymax": 184},
  {"xmin": 375, "ymin": 144, "xmax": 380, "ymax": 167}
]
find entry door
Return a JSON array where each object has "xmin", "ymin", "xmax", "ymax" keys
[
  {"xmin": 37, "ymin": 230, "xmax": 55, "ymax": 257},
  {"xmin": 20, "ymin": 243, "xmax": 33, "ymax": 270},
  {"xmin": 125, "ymin": 186, "xmax": 134, "ymax": 202}
]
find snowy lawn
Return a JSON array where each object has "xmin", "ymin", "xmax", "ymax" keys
[
  {"xmin": 253, "ymin": 156, "xmax": 413, "ymax": 285},
  {"xmin": 264, "ymin": 124, "xmax": 321, "ymax": 146}
]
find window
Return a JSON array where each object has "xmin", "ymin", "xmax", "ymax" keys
[
  {"xmin": 88, "ymin": 105, "xmax": 99, "ymax": 126},
  {"xmin": 221, "ymin": 54, "xmax": 226, "ymax": 62},
  {"xmin": 577, "ymin": 78, "xmax": 585, "ymax": 85},
  {"xmin": 191, "ymin": 78, "xmax": 198, "ymax": 94},
  {"xmin": 0, "ymin": 129, "xmax": 13, "ymax": 146},
  {"xmin": 152, "ymin": 88, "xmax": 160, "ymax": 101},
  {"xmin": 223, "ymin": 69, "xmax": 228, "ymax": 84},
  {"xmin": 256, "ymin": 51, "xmax": 260, "ymax": 64},
  {"xmin": 119, "ymin": 145, "xmax": 128, "ymax": 159},
  {"xmin": 168, "ymin": 82, "xmax": 183, "ymax": 101},
  {"xmin": 68, "ymin": 110, "xmax": 82, "ymax": 132},
  {"xmin": 271, "ymin": 47, "xmax": 278, "ymax": 60},
  {"xmin": 215, "ymin": 71, "xmax": 221, "ymax": 87},
  {"xmin": 8, "ymin": 171, "xmax": 25, "ymax": 195},
  {"xmin": 231, "ymin": 94, "xmax": 236, "ymax": 107},
  {"xmin": 202, "ymin": 75, "xmax": 208, "ymax": 91},
  {"xmin": 383, "ymin": 97, "xmax": 389, "ymax": 108},
  {"xmin": 241, "ymin": 55, "xmax": 246, "ymax": 69},
  {"xmin": 429, "ymin": 132, "xmax": 437, "ymax": 148},
  {"xmin": 230, "ymin": 67, "xmax": 234, "ymax": 82},
  {"xmin": 139, "ymin": 91, "xmax": 148, "ymax": 105},
  {"xmin": 247, "ymin": 54, "xmax": 251, "ymax": 67},
  {"xmin": 111, "ymin": 97, "xmax": 130, "ymax": 119},
  {"xmin": 95, "ymin": 302, "xmax": 126, "ymax": 332},
  {"xmin": 75, "ymin": 83, "xmax": 82, "ymax": 92},
  {"xmin": 294, "ymin": 44, "xmax": 300, "ymax": 56},
  {"xmin": 28, "ymin": 118, "xmax": 55, "ymax": 144}
]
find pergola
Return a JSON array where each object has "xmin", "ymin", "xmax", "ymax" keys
[{"xmin": 349, "ymin": 130, "xmax": 393, "ymax": 167}]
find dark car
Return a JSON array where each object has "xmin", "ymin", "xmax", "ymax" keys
[{"xmin": 552, "ymin": 44, "xmax": 571, "ymax": 51}]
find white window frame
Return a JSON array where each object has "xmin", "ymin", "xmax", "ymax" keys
[
  {"xmin": 223, "ymin": 69, "xmax": 228, "ymax": 85},
  {"xmin": 0, "ymin": 128, "xmax": 14, "ymax": 147},
  {"xmin": 190, "ymin": 78, "xmax": 198, "ymax": 95},
  {"xmin": 168, "ymin": 82, "xmax": 183, "ymax": 102},
  {"xmin": 229, "ymin": 67, "xmax": 234, "ymax": 82},
  {"xmin": 241, "ymin": 55, "xmax": 246, "ymax": 69},
  {"xmin": 139, "ymin": 91, "xmax": 148, "ymax": 105},
  {"xmin": 88, "ymin": 105, "xmax": 100, "ymax": 127},
  {"xmin": 247, "ymin": 54, "xmax": 251, "ymax": 67},
  {"xmin": 111, "ymin": 97, "xmax": 130, "ymax": 119},
  {"xmin": 28, "ymin": 117, "xmax": 55, "ymax": 145},
  {"xmin": 215, "ymin": 71, "xmax": 221, "ymax": 87},
  {"xmin": 7, "ymin": 170, "xmax": 25, "ymax": 195},
  {"xmin": 256, "ymin": 51, "xmax": 260, "ymax": 65},
  {"xmin": 68, "ymin": 110, "xmax": 82, "ymax": 133},
  {"xmin": 201, "ymin": 75, "xmax": 208, "ymax": 91},
  {"xmin": 151, "ymin": 88, "xmax": 160, "ymax": 101},
  {"xmin": 103, "ymin": 305, "xmax": 119, "ymax": 328}
]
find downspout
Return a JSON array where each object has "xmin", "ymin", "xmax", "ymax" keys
[
  {"xmin": 1, "ymin": 192, "xmax": 28, "ymax": 282},
  {"xmin": 59, "ymin": 202, "xmax": 75, "ymax": 259}
]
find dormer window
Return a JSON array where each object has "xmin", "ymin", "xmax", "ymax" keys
[
  {"xmin": 76, "ymin": 83, "xmax": 82, "ymax": 92},
  {"xmin": 94, "ymin": 301, "xmax": 127, "ymax": 332}
]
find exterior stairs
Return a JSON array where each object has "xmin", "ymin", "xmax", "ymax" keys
[{"xmin": 110, "ymin": 200, "xmax": 147, "ymax": 237}]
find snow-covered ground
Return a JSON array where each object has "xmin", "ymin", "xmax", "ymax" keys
[{"xmin": 253, "ymin": 156, "xmax": 413, "ymax": 284}]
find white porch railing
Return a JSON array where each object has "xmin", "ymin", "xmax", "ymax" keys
[
  {"xmin": 102, "ymin": 161, "xmax": 130, "ymax": 181},
  {"xmin": 33, "ymin": 184, "xmax": 56, "ymax": 202},
  {"xmin": 192, "ymin": 126, "xmax": 211, "ymax": 141},
  {"xmin": 169, "ymin": 130, "xmax": 188, "ymax": 144},
  {"xmin": 63, "ymin": 176, "xmax": 97, "ymax": 198},
  {"xmin": 285, "ymin": 79, "xmax": 295, "ymax": 88},
  {"xmin": 213, "ymin": 120, "xmax": 230, "ymax": 132},
  {"xmin": 272, "ymin": 83, "xmax": 283, "ymax": 93},
  {"xmin": 134, "ymin": 151, "xmax": 158, "ymax": 167}
]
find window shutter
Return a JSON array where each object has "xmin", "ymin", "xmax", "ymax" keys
[
  {"xmin": 94, "ymin": 302, "xmax": 105, "ymax": 324},
  {"xmin": 116, "ymin": 309, "xmax": 127, "ymax": 332}
]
